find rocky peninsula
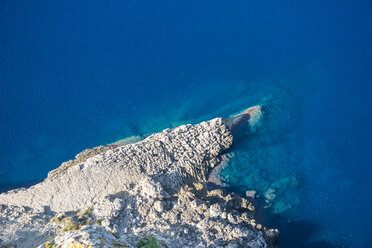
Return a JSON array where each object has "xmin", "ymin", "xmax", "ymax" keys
[{"xmin": 0, "ymin": 106, "xmax": 279, "ymax": 248}]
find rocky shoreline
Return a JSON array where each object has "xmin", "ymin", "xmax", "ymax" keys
[{"xmin": 0, "ymin": 106, "xmax": 278, "ymax": 248}]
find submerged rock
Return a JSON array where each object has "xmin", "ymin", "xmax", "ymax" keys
[
  {"xmin": 208, "ymin": 106, "xmax": 265, "ymax": 187},
  {"xmin": 0, "ymin": 108, "xmax": 278, "ymax": 247},
  {"xmin": 246, "ymin": 190, "xmax": 257, "ymax": 199}
]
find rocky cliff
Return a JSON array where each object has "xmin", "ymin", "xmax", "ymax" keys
[{"xmin": 0, "ymin": 107, "xmax": 279, "ymax": 248}]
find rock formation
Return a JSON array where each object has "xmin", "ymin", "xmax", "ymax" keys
[{"xmin": 0, "ymin": 106, "xmax": 278, "ymax": 248}]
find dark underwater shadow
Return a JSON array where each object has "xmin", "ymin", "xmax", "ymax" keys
[
  {"xmin": 266, "ymin": 213, "xmax": 349, "ymax": 248},
  {"xmin": 213, "ymin": 184, "xmax": 346, "ymax": 248}
]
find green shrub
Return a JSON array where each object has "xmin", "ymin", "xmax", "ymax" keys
[
  {"xmin": 62, "ymin": 216, "xmax": 79, "ymax": 231},
  {"xmin": 136, "ymin": 237, "xmax": 158, "ymax": 248},
  {"xmin": 110, "ymin": 231, "xmax": 120, "ymax": 239}
]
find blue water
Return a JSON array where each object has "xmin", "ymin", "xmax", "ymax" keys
[{"xmin": 0, "ymin": 0, "xmax": 371, "ymax": 247}]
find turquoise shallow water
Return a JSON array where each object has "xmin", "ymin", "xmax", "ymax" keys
[{"xmin": 1, "ymin": 0, "xmax": 371, "ymax": 247}]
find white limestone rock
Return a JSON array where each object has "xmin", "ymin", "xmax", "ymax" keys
[{"xmin": 0, "ymin": 113, "xmax": 279, "ymax": 248}]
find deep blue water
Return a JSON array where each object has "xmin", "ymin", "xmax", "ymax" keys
[{"xmin": 0, "ymin": 0, "xmax": 371, "ymax": 247}]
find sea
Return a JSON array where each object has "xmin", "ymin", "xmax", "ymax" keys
[{"xmin": 0, "ymin": 0, "xmax": 371, "ymax": 247}]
